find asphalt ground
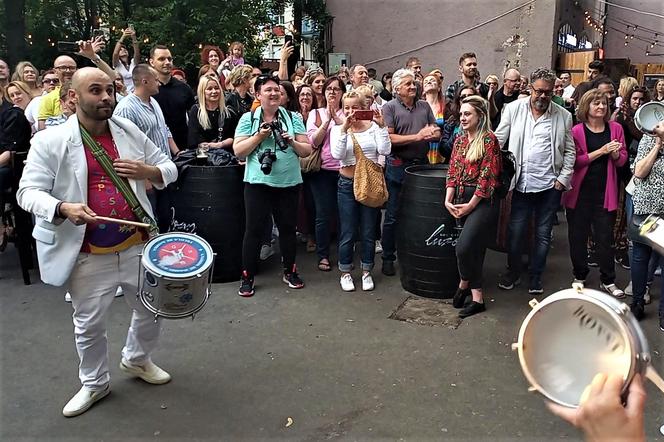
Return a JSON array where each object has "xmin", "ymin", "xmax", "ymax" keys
[{"xmin": 1, "ymin": 220, "xmax": 662, "ymax": 441}]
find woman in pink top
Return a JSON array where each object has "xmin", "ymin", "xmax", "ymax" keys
[
  {"xmin": 562, "ymin": 88, "xmax": 627, "ymax": 297},
  {"xmin": 306, "ymin": 76, "xmax": 345, "ymax": 271}
]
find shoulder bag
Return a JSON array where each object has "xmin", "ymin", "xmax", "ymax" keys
[
  {"xmin": 349, "ymin": 130, "xmax": 388, "ymax": 208},
  {"xmin": 300, "ymin": 109, "xmax": 323, "ymax": 173}
]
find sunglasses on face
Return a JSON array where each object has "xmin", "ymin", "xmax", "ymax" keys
[{"xmin": 43, "ymin": 79, "xmax": 60, "ymax": 84}]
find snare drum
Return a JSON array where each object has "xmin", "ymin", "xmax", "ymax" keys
[
  {"xmin": 138, "ymin": 232, "xmax": 215, "ymax": 319},
  {"xmin": 634, "ymin": 101, "xmax": 664, "ymax": 135},
  {"xmin": 639, "ymin": 214, "xmax": 664, "ymax": 256},
  {"xmin": 512, "ymin": 288, "xmax": 664, "ymax": 408}
]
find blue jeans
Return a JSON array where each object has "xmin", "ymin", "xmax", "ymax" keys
[
  {"xmin": 309, "ymin": 169, "xmax": 339, "ymax": 260},
  {"xmin": 631, "ymin": 241, "xmax": 663, "ymax": 316},
  {"xmin": 337, "ymin": 175, "xmax": 379, "ymax": 272},
  {"xmin": 508, "ymin": 187, "xmax": 562, "ymax": 280},
  {"xmin": 382, "ymin": 157, "xmax": 423, "ymax": 262}
]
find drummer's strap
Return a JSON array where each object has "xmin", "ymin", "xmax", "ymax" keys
[{"xmin": 80, "ymin": 126, "xmax": 159, "ymax": 237}]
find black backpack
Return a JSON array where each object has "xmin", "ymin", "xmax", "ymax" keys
[{"xmin": 495, "ymin": 149, "xmax": 516, "ymax": 199}]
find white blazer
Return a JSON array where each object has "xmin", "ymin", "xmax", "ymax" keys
[{"xmin": 17, "ymin": 115, "xmax": 178, "ymax": 286}]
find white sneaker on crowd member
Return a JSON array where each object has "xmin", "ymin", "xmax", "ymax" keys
[
  {"xmin": 340, "ymin": 273, "xmax": 355, "ymax": 292},
  {"xmin": 572, "ymin": 279, "xmax": 585, "ymax": 289},
  {"xmin": 601, "ymin": 283, "xmax": 625, "ymax": 299},
  {"xmin": 62, "ymin": 384, "xmax": 110, "ymax": 417},
  {"xmin": 64, "ymin": 292, "xmax": 72, "ymax": 303},
  {"xmin": 119, "ymin": 358, "xmax": 171, "ymax": 384},
  {"xmin": 115, "ymin": 286, "xmax": 124, "ymax": 297},
  {"xmin": 375, "ymin": 241, "xmax": 383, "ymax": 254},
  {"xmin": 624, "ymin": 280, "xmax": 632, "ymax": 296},
  {"xmin": 362, "ymin": 273, "xmax": 375, "ymax": 291},
  {"xmin": 260, "ymin": 244, "xmax": 275, "ymax": 261}
]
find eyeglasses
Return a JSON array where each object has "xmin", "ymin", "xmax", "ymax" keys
[
  {"xmin": 531, "ymin": 88, "xmax": 554, "ymax": 97},
  {"xmin": 43, "ymin": 78, "xmax": 60, "ymax": 84},
  {"xmin": 326, "ymin": 87, "xmax": 342, "ymax": 93},
  {"xmin": 299, "ymin": 92, "xmax": 313, "ymax": 97},
  {"xmin": 55, "ymin": 66, "xmax": 76, "ymax": 72},
  {"xmin": 487, "ymin": 82, "xmax": 498, "ymax": 86}
]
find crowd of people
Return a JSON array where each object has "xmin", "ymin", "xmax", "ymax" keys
[
  {"xmin": 0, "ymin": 34, "xmax": 662, "ymax": 322},
  {"xmin": 0, "ymin": 29, "xmax": 660, "ymax": 433}
]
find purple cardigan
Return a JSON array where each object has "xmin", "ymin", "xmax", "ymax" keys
[{"xmin": 561, "ymin": 121, "xmax": 627, "ymax": 211}]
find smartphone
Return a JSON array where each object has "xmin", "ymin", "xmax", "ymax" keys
[
  {"xmin": 57, "ymin": 41, "xmax": 80, "ymax": 53},
  {"xmin": 354, "ymin": 110, "xmax": 375, "ymax": 121},
  {"xmin": 284, "ymin": 35, "xmax": 293, "ymax": 45}
]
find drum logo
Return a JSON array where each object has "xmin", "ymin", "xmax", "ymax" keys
[
  {"xmin": 425, "ymin": 223, "xmax": 460, "ymax": 247},
  {"xmin": 572, "ymin": 305, "xmax": 625, "ymax": 353},
  {"xmin": 149, "ymin": 236, "xmax": 208, "ymax": 274}
]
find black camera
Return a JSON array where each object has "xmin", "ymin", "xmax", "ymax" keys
[
  {"xmin": 258, "ymin": 120, "xmax": 289, "ymax": 175},
  {"xmin": 259, "ymin": 149, "xmax": 278, "ymax": 174}
]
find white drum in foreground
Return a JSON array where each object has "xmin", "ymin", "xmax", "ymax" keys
[
  {"xmin": 634, "ymin": 101, "xmax": 664, "ymax": 135},
  {"xmin": 138, "ymin": 232, "xmax": 215, "ymax": 319},
  {"xmin": 512, "ymin": 287, "xmax": 664, "ymax": 408}
]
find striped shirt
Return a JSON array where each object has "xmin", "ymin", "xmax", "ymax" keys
[{"xmin": 113, "ymin": 93, "xmax": 172, "ymax": 157}]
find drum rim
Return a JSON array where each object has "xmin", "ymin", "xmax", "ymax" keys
[
  {"xmin": 634, "ymin": 101, "xmax": 664, "ymax": 133},
  {"xmin": 142, "ymin": 232, "xmax": 214, "ymax": 278},
  {"xmin": 516, "ymin": 288, "xmax": 641, "ymax": 408}
]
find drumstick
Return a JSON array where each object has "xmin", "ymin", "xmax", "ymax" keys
[{"xmin": 95, "ymin": 216, "xmax": 151, "ymax": 229}]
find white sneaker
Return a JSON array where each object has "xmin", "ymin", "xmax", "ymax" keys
[
  {"xmin": 62, "ymin": 384, "xmax": 110, "ymax": 417},
  {"xmin": 120, "ymin": 358, "xmax": 171, "ymax": 384},
  {"xmin": 340, "ymin": 274, "xmax": 355, "ymax": 292},
  {"xmin": 572, "ymin": 279, "xmax": 585, "ymax": 289},
  {"xmin": 375, "ymin": 241, "xmax": 383, "ymax": 254},
  {"xmin": 259, "ymin": 244, "xmax": 275, "ymax": 261},
  {"xmin": 624, "ymin": 281, "xmax": 633, "ymax": 296},
  {"xmin": 362, "ymin": 273, "xmax": 375, "ymax": 291},
  {"xmin": 601, "ymin": 283, "xmax": 625, "ymax": 299},
  {"xmin": 115, "ymin": 286, "xmax": 124, "ymax": 298},
  {"xmin": 64, "ymin": 292, "xmax": 72, "ymax": 303},
  {"xmin": 644, "ymin": 286, "xmax": 651, "ymax": 305}
]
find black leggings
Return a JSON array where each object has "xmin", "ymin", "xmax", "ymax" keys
[
  {"xmin": 455, "ymin": 189, "xmax": 497, "ymax": 290},
  {"xmin": 242, "ymin": 183, "xmax": 300, "ymax": 276}
]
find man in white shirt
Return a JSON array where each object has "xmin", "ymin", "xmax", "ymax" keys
[
  {"xmin": 560, "ymin": 72, "xmax": 575, "ymax": 99},
  {"xmin": 494, "ymin": 68, "xmax": 575, "ymax": 295}
]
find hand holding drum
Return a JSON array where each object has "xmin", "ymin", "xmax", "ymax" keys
[{"xmin": 547, "ymin": 373, "xmax": 646, "ymax": 442}]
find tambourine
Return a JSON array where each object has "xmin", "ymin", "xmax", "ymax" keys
[
  {"xmin": 634, "ymin": 101, "xmax": 664, "ymax": 135},
  {"xmin": 512, "ymin": 287, "xmax": 664, "ymax": 408}
]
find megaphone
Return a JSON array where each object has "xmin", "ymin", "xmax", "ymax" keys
[{"xmin": 634, "ymin": 101, "xmax": 664, "ymax": 135}]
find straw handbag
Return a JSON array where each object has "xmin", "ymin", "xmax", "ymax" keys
[
  {"xmin": 300, "ymin": 110, "xmax": 322, "ymax": 173},
  {"xmin": 349, "ymin": 130, "xmax": 388, "ymax": 208}
]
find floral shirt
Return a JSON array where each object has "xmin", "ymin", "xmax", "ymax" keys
[
  {"xmin": 446, "ymin": 132, "xmax": 501, "ymax": 198},
  {"xmin": 632, "ymin": 135, "xmax": 664, "ymax": 216}
]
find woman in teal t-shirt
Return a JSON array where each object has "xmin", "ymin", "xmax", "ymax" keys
[{"xmin": 233, "ymin": 75, "xmax": 312, "ymax": 297}]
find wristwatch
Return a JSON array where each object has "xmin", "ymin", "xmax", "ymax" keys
[{"xmin": 91, "ymin": 56, "xmax": 101, "ymax": 65}]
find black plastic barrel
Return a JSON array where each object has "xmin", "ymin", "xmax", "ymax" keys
[
  {"xmin": 396, "ymin": 164, "xmax": 459, "ymax": 299},
  {"xmin": 171, "ymin": 165, "xmax": 245, "ymax": 282}
]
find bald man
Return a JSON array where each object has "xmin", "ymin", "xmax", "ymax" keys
[
  {"xmin": 492, "ymin": 68, "xmax": 521, "ymax": 129},
  {"xmin": 38, "ymin": 40, "xmax": 116, "ymax": 130},
  {"xmin": 18, "ymin": 68, "xmax": 178, "ymax": 417}
]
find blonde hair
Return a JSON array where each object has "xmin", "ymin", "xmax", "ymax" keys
[
  {"xmin": 353, "ymin": 84, "xmax": 374, "ymax": 100},
  {"xmin": 227, "ymin": 64, "xmax": 253, "ymax": 87},
  {"xmin": 618, "ymin": 76, "xmax": 639, "ymax": 99},
  {"xmin": 341, "ymin": 90, "xmax": 368, "ymax": 109},
  {"xmin": 196, "ymin": 76, "xmax": 229, "ymax": 130},
  {"xmin": 485, "ymin": 74, "xmax": 499, "ymax": 84},
  {"xmin": 460, "ymin": 95, "xmax": 491, "ymax": 163},
  {"xmin": 5, "ymin": 81, "xmax": 32, "ymax": 101},
  {"xmin": 12, "ymin": 61, "xmax": 38, "ymax": 84}
]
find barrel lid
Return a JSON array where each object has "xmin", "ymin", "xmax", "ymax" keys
[
  {"xmin": 142, "ymin": 233, "xmax": 213, "ymax": 278},
  {"xmin": 405, "ymin": 164, "xmax": 448, "ymax": 178}
]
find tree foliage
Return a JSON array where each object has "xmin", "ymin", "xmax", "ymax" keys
[{"xmin": 2, "ymin": 0, "xmax": 331, "ymax": 74}]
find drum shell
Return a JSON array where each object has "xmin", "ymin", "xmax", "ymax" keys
[
  {"xmin": 514, "ymin": 288, "xmax": 650, "ymax": 408},
  {"xmin": 638, "ymin": 215, "xmax": 664, "ymax": 256},
  {"xmin": 634, "ymin": 101, "xmax": 664, "ymax": 135},
  {"xmin": 139, "ymin": 265, "xmax": 211, "ymax": 319},
  {"xmin": 396, "ymin": 164, "xmax": 459, "ymax": 299},
  {"xmin": 171, "ymin": 165, "xmax": 245, "ymax": 283}
]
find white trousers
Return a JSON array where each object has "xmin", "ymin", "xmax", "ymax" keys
[{"xmin": 68, "ymin": 244, "xmax": 161, "ymax": 390}]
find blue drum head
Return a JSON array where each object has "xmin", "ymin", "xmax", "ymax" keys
[{"xmin": 142, "ymin": 233, "xmax": 214, "ymax": 278}]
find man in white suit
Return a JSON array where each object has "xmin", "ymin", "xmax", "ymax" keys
[{"xmin": 18, "ymin": 68, "xmax": 178, "ymax": 417}]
